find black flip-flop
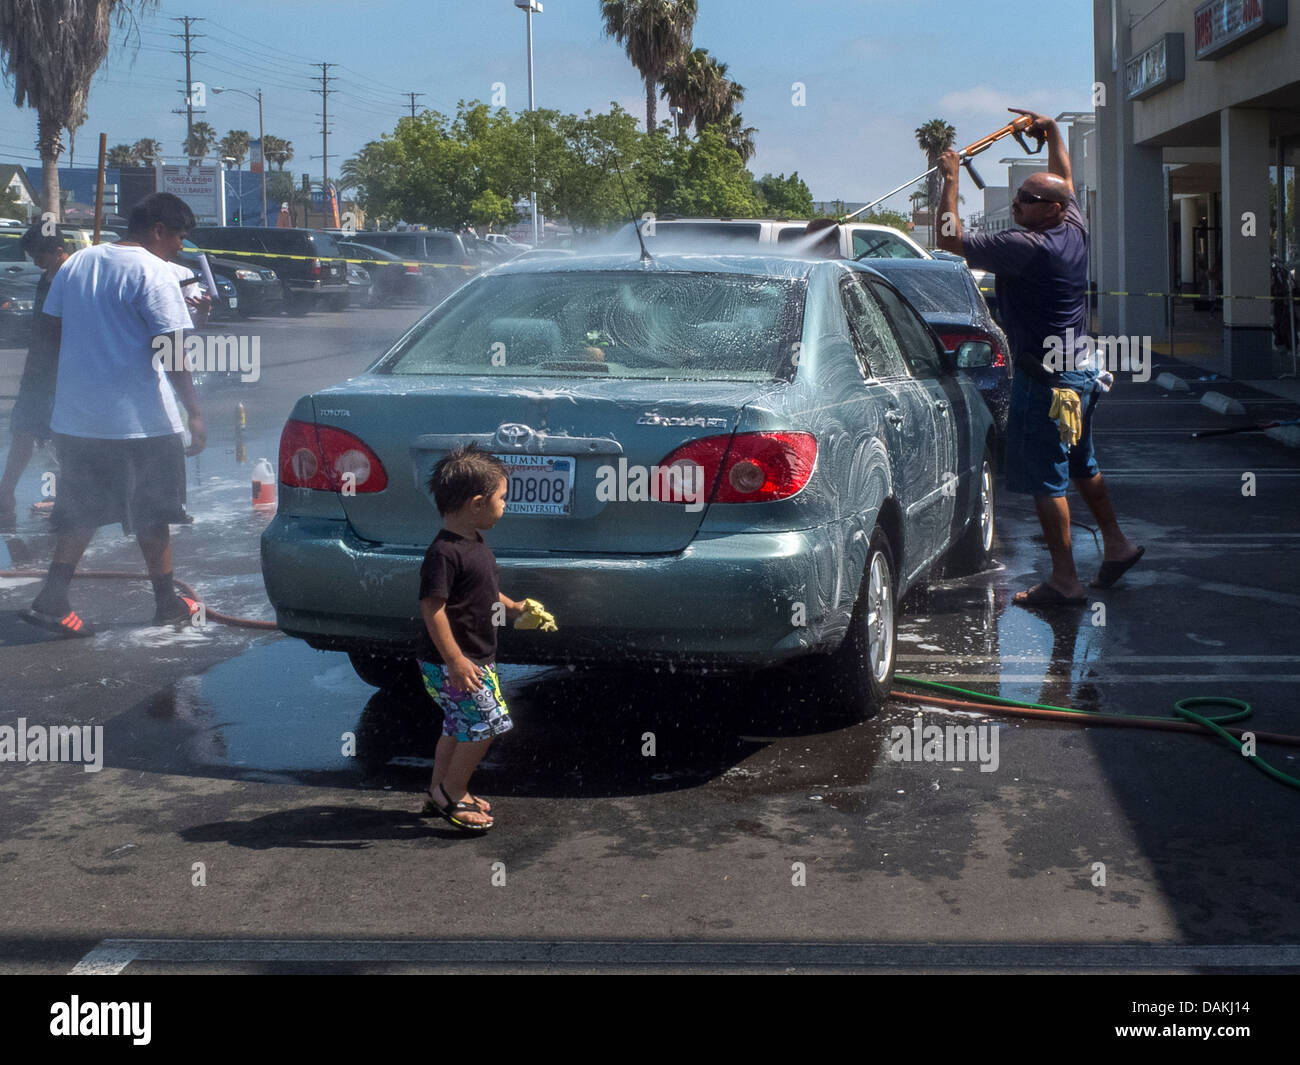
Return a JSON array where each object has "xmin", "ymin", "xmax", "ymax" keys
[
  {"xmin": 1091, "ymin": 546, "xmax": 1145, "ymax": 589},
  {"xmin": 1013, "ymin": 583, "xmax": 1088, "ymax": 608},
  {"xmin": 421, "ymin": 784, "xmax": 493, "ymax": 832},
  {"xmin": 19, "ymin": 606, "xmax": 97, "ymax": 638}
]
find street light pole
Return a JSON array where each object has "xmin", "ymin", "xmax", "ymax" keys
[
  {"xmin": 515, "ymin": 0, "xmax": 542, "ymax": 247},
  {"xmin": 213, "ymin": 86, "xmax": 266, "ymax": 225}
]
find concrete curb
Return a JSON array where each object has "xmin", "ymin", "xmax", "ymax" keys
[
  {"xmin": 1155, "ymin": 372, "xmax": 1190, "ymax": 392},
  {"xmin": 1200, "ymin": 391, "xmax": 1246, "ymax": 416}
]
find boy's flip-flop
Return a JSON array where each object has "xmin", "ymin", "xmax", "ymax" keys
[
  {"xmin": 421, "ymin": 784, "xmax": 494, "ymax": 832},
  {"xmin": 1091, "ymin": 546, "xmax": 1145, "ymax": 589},
  {"xmin": 20, "ymin": 606, "xmax": 96, "ymax": 638},
  {"xmin": 1013, "ymin": 583, "xmax": 1088, "ymax": 608}
]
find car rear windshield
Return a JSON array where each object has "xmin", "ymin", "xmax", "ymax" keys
[
  {"xmin": 851, "ymin": 230, "xmax": 924, "ymax": 259},
  {"xmin": 307, "ymin": 232, "xmax": 342, "ymax": 257},
  {"xmin": 0, "ymin": 233, "xmax": 25, "ymax": 261},
  {"xmin": 379, "ymin": 270, "xmax": 805, "ymax": 380},
  {"xmin": 875, "ymin": 268, "xmax": 975, "ymax": 316}
]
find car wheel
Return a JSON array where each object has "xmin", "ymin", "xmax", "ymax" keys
[
  {"xmin": 284, "ymin": 293, "xmax": 311, "ymax": 317},
  {"xmin": 821, "ymin": 527, "xmax": 897, "ymax": 721},
  {"xmin": 328, "ymin": 293, "xmax": 351, "ymax": 311},
  {"xmin": 348, "ymin": 650, "xmax": 422, "ymax": 692},
  {"xmin": 946, "ymin": 448, "xmax": 996, "ymax": 576}
]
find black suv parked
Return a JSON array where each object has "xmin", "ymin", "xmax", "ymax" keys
[{"xmin": 189, "ymin": 227, "xmax": 348, "ymax": 313}]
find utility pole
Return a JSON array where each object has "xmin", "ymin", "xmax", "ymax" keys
[
  {"xmin": 407, "ymin": 91, "xmax": 424, "ymax": 119},
  {"xmin": 171, "ymin": 16, "xmax": 205, "ymax": 155},
  {"xmin": 313, "ymin": 62, "xmax": 335, "ymax": 221}
]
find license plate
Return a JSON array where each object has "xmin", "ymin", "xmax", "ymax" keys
[
  {"xmin": 228, "ymin": 296, "xmax": 238, "ymax": 308},
  {"xmin": 494, "ymin": 454, "xmax": 574, "ymax": 516}
]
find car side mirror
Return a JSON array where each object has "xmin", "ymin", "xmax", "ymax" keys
[{"xmin": 955, "ymin": 340, "xmax": 994, "ymax": 369}]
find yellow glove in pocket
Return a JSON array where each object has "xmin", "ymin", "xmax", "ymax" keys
[
  {"xmin": 514, "ymin": 598, "xmax": 558, "ymax": 632},
  {"xmin": 1048, "ymin": 387, "xmax": 1083, "ymax": 447}
]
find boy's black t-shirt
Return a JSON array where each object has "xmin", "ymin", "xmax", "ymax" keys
[{"xmin": 416, "ymin": 529, "xmax": 500, "ymax": 666}]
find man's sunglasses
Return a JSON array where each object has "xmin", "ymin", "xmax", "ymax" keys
[{"xmin": 1015, "ymin": 189, "xmax": 1062, "ymax": 205}]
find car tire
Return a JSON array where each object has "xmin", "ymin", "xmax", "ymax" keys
[
  {"xmin": 820, "ymin": 526, "xmax": 898, "ymax": 721},
  {"xmin": 946, "ymin": 448, "xmax": 996, "ymax": 576},
  {"xmin": 348, "ymin": 650, "xmax": 422, "ymax": 692},
  {"xmin": 328, "ymin": 293, "xmax": 351, "ymax": 311}
]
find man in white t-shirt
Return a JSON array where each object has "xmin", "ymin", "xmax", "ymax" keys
[{"xmin": 22, "ymin": 192, "xmax": 210, "ymax": 638}]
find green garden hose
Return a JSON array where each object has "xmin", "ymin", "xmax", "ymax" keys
[{"xmin": 893, "ymin": 675, "xmax": 1300, "ymax": 790}]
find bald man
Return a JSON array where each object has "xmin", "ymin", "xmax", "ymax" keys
[{"xmin": 936, "ymin": 108, "xmax": 1141, "ymax": 607}]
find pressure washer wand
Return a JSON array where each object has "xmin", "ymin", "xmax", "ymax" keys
[{"xmin": 843, "ymin": 114, "xmax": 1044, "ymax": 221}]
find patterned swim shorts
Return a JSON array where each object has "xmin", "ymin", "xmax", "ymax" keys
[{"xmin": 417, "ymin": 660, "xmax": 513, "ymax": 742}]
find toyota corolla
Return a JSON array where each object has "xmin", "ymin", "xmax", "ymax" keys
[{"xmin": 261, "ymin": 253, "xmax": 996, "ymax": 717}]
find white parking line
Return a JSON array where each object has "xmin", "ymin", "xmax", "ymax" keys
[
  {"xmin": 897, "ymin": 654, "xmax": 1300, "ymax": 663},
  {"xmin": 897, "ymin": 674, "xmax": 1300, "ymax": 683},
  {"xmin": 66, "ymin": 938, "xmax": 1300, "ymax": 972}
]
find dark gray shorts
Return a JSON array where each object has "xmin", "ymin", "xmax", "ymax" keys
[{"xmin": 51, "ymin": 433, "xmax": 188, "ymax": 534}]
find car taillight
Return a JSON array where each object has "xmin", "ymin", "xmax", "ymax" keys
[
  {"xmin": 658, "ymin": 431, "xmax": 816, "ymax": 504},
  {"xmin": 278, "ymin": 418, "xmax": 388, "ymax": 493},
  {"xmin": 310, "ymin": 258, "xmax": 321, "ymax": 278},
  {"xmin": 404, "ymin": 264, "xmax": 421, "ymax": 275}
]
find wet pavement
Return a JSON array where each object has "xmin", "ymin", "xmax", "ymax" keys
[{"xmin": 1, "ymin": 308, "xmax": 1299, "ymax": 973}]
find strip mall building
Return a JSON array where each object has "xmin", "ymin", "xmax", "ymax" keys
[{"xmin": 1093, "ymin": 0, "xmax": 1299, "ymax": 375}]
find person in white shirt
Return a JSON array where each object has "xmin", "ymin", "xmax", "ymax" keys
[{"xmin": 22, "ymin": 193, "xmax": 210, "ymax": 638}]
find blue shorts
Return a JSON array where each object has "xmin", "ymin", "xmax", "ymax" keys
[
  {"xmin": 1003, "ymin": 369, "xmax": 1101, "ymax": 497},
  {"xmin": 417, "ymin": 660, "xmax": 513, "ymax": 742}
]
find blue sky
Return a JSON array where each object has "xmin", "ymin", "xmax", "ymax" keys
[{"xmin": 0, "ymin": 0, "xmax": 1097, "ymax": 212}]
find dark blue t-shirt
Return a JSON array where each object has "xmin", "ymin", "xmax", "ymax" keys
[{"xmin": 962, "ymin": 196, "xmax": 1087, "ymax": 383}]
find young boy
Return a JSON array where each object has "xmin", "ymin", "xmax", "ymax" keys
[{"xmin": 416, "ymin": 444, "xmax": 528, "ymax": 832}]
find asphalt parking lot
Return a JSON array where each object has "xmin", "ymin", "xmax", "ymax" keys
[{"xmin": 2, "ymin": 304, "xmax": 1298, "ymax": 974}]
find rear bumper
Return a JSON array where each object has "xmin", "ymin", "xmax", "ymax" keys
[
  {"xmin": 284, "ymin": 278, "xmax": 349, "ymax": 296},
  {"xmin": 261, "ymin": 516, "xmax": 850, "ymax": 666}
]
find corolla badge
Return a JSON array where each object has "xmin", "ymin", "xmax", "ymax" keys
[{"xmin": 637, "ymin": 413, "xmax": 728, "ymax": 428}]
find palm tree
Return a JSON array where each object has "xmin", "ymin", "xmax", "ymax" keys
[
  {"xmin": 599, "ymin": 0, "xmax": 696, "ymax": 134},
  {"xmin": 131, "ymin": 136, "xmax": 162, "ymax": 166},
  {"xmin": 721, "ymin": 112, "xmax": 756, "ymax": 164},
  {"xmin": 915, "ymin": 118, "xmax": 956, "ymax": 215},
  {"xmin": 106, "ymin": 143, "xmax": 134, "ymax": 167},
  {"xmin": 692, "ymin": 54, "xmax": 739, "ymax": 132},
  {"xmin": 659, "ymin": 46, "xmax": 707, "ymax": 135},
  {"xmin": 262, "ymin": 134, "xmax": 293, "ymax": 170},
  {"xmin": 184, "ymin": 120, "xmax": 216, "ymax": 165},
  {"xmin": 216, "ymin": 129, "xmax": 249, "ymax": 166},
  {"xmin": 0, "ymin": 1, "xmax": 157, "ymax": 219}
]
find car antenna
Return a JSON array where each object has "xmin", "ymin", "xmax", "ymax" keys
[{"xmin": 608, "ymin": 155, "xmax": 652, "ymax": 263}]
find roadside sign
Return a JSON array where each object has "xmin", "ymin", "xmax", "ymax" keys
[{"xmin": 156, "ymin": 164, "xmax": 226, "ymax": 225}]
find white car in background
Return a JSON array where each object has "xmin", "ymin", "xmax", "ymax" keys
[
  {"xmin": 619, "ymin": 217, "xmax": 932, "ymax": 260},
  {"xmin": 485, "ymin": 233, "xmax": 532, "ymax": 252}
]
